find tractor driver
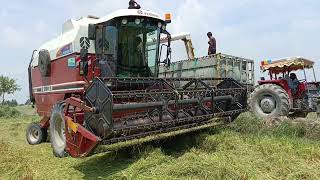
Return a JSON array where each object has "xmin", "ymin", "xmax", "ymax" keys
[{"xmin": 288, "ymin": 73, "xmax": 299, "ymax": 94}]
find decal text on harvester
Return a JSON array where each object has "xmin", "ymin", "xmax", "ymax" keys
[{"xmin": 56, "ymin": 43, "xmax": 73, "ymax": 58}]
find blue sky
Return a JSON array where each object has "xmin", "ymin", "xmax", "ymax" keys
[{"xmin": 1, "ymin": 0, "xmax": 320, "ymax": 103}]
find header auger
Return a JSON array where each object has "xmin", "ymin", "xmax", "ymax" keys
[{"xmin": 26, "ymin": 7, "xmax": 248, "ymax": 157}]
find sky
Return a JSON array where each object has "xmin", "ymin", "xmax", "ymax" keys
[{"xmin": 1, "ymin": 0, "xmax": 320, "ymax": 103}]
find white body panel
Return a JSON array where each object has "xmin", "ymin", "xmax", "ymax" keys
[{"xmin": 31, "ymin": 9, "xmax": 164, "ymax": 67}]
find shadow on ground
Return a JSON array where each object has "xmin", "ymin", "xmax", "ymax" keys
[{"xmin": 74, "ymin": 128, "xmax": 220, "ymax": 179}]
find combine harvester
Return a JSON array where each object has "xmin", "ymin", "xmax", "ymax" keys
[{"xmin": 26, "ymin": 7, "xmax": 249, "ymax": 157}]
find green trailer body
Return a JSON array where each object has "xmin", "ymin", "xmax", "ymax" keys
[{"xmin": 159, "ymin": 53, "xmax": 255, "ymax": 87}]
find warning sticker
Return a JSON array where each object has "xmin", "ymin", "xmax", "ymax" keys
[{"xmin": 68, "ymin": 57, "xmax": 76, "ymax": 68}]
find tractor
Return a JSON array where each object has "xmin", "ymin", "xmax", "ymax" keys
[
  {"xmin": 26, "ymin": 7, "xmax": 248, "ymax": 158},
  {"xmin": 248, "ymin": 57, "xmax": 320, "ymax": 119}
]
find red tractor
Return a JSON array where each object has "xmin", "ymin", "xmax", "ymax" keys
[
  {"xmin": 26, "ymin": 8, "xmax": 248, "ymax": 157},
  {"xmin": 248, "ymin": 57, "xmax": 320, "ymax": 118}
]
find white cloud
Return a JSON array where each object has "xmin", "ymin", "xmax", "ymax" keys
[
  {"xmin": 0, "ymin": 9, "xmax": 8, "ymax": 17},
  {"xmin": 34, "ymin": 21, "xmax": 49, "ymax": 33},
  {"xmin": 0, "ymin": 26, "xmax": 27, "ymax": 48}
]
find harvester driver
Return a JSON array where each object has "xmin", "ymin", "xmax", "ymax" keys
[{"xmin": 133, "ymin": 36, "xmax": 144, "ymax": 66}]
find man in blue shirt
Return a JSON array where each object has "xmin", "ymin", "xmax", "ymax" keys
[{"xmin": 289, "ymin": 73, "xmax": 299, "ymax": 94}]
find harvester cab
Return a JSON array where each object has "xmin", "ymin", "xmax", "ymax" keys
[
  {"xmin": 249, "ymin": 57, "xmax": 320, "ymax": 118},
  {"xmin": 79, "ymin": 10, "xmax": 172, "ymax": 79},
  {"xmin": 26, "ymin": 7, "xmax": 248, "ymax": 158}
]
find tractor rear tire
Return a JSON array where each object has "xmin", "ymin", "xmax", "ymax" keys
[
  {"xmin": 50, "ymin": 102, "xmax": 68, "ymax": 158},
  {"xmin": 248, "ymin": 84, "xmax": 290, "ymax": 119},
  {"xmin": 26, "ymin": 123, "xmax": 47, "ymax": 145}
]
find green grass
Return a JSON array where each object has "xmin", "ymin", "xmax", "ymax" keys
[
  {"xmin": 0, "ymin": 105, "xmax": 21, "ymax": 118},
  {"xmin": 1, "ymin": 107, "xmax": 320, "ymax": 180}
]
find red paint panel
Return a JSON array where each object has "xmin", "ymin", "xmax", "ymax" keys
[
  {"xmin": 32, "ymin": 53, "xmax": 82, "ymax": 87},
  {"xmin": 31, "ymin": 54, "xmax": 98, "ymax": 117},
  {"xmin": 35, "ymin": 93, "xmax": 65, "ymax": 117}
]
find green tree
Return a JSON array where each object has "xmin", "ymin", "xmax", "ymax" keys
[{"xmin": 0, "ymin": 75, "xmax": 20, "ymax": 104}]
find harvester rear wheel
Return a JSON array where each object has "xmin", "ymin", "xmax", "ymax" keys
[
  {"xmin": 248, "ymin": 84, "xmax": 290, "ymax": 119},
  {"xmin": 317, "ymin": 102, "xmax": 320, "ymax": 118},
  {"xmin": 26, "ymin": 123, "xmax": 47, "ymax": 145},
  {"xmin": 50, "ymin": 102, "xmax": 68, "ymax": 158}
]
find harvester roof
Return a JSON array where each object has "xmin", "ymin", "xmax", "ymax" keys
[
  {"xmin": 260, "ymin": 57, "xmax": 314, "ymax": 74},
  {"xmin": 31, "ymin": 9, "xmax": 164, "ymax": 67}
]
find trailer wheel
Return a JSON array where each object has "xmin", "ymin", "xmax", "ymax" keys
[
  {"xmin": 50, "ymin": 102, "xmax": 68, "ymax": 157},
  {"xmin": 26, "ymin": 123, "xmax": 47, "ymax": 145},
  {"xmin": 248, "ymin": 84, "xmax": 290, "ymax": 119},
  {"xmin": 38, "ymin": 49, "xmax": 51, "ymax": 77}
]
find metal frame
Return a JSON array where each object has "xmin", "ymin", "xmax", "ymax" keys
[{"xmin": 60, "ymin": 77, "xmax": 247, "ymax": 157}]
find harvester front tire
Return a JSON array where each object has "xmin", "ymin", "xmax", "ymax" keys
[
  {"xmin": 248, "ymin": 84, "xmax": 290, "ymax": 119},
  {"xmin": 26, "ymin": 123, "xmax": 47, "ymax": 145},
  {"xmin": 50, "ymin": 102, "xmax": 68, "ymax": 158}
]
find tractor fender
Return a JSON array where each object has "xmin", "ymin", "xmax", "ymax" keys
[{"xmin": 38, "ymin": 49, "xmax": 51, "ymax": 77}]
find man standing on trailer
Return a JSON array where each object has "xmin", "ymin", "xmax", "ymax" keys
[
  {"xmin": 207, "ymin": 32, "xmax": 216, "ymax": 55},
  {"xmin": 129, "ymin": 0, "xmax": 141, "ymax": 9}
]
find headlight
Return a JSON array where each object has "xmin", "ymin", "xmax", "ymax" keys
[
  {"xmin": 121, "ymin": 18, "xmax": 128, "ymax": 25},
  {"xmin": 135, "ymin": 18, "xmax": 141, "ymax": 25}
]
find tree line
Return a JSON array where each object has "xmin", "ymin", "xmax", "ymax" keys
[{"xmin": 0, "ymin": 75, "xmax": 20, "ymax": 105}]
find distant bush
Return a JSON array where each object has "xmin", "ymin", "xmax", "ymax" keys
[
  {"xmin": 2, "ymin": 99, "xmax": 18, "ymax": 107},
  {"xmin": 0, "ymin": 105, "xmax": 21, "ymax": 118}
]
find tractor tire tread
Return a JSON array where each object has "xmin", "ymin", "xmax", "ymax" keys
[{"xmin": 248, "ymin": 84, "xmax": 290, "ymax": 118}]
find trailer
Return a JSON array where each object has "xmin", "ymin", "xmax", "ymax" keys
[
  {"xmin": 159, "ymin": 53, "xmax": 255, "ymax": 87},
  {"xmin": 158, "ymin": 33, "xmax": 255, "ymax": 87}
]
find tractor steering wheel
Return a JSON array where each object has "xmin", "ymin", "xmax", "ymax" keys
[{"xmin": 299, "ymin": 79, "xmax": 307, "ymax": 83}]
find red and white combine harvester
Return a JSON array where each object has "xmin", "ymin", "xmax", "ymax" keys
[{"xmin": 26, "ymin": 8, "xmax": 248, "ymax": 157}]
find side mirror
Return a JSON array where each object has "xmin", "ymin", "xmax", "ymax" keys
[
  {"xmin": 159, "ymin": 31, "xmax": 172, "ymax": 68},
  {"xmin": 166, "ymin": 47, "xmax": 172, "ymax": 67},
  {"xmin": 79, "ymin": 48, "xmax": 88, "ymax": 76},
  {"xmin": 88, "ymin": 24, "xmax": 96, "ymax": 40},
  {"xmin": 165, "ymin": 34, "xmax": 172, "ymax": 67}
]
